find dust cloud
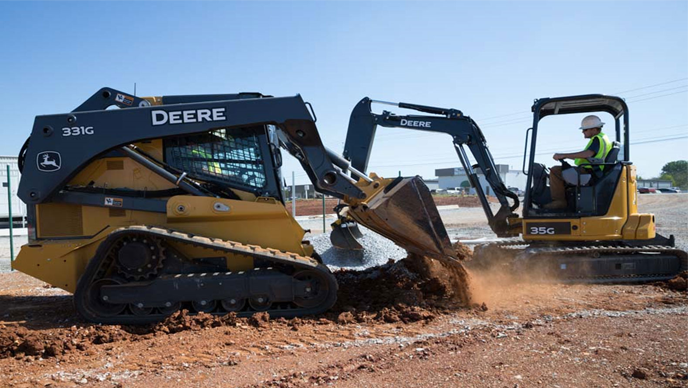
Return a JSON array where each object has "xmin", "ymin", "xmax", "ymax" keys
[{"xmin": 463, "ymin": 245, "xmax": 566, "ymax": 312}]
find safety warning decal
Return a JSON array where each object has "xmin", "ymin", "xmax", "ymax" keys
[
  {"xmin": 115, "ymin": 93, "xmax": 134, "ymax": 106},
  {"xmin": 104, "ymin": 197, "xmax": 124, "ymax": 207}
]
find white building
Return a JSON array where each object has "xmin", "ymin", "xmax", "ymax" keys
[
  {"xmin": 0, "ymin": 156, "xmax": 25, "ymax": 228},
  {"xmin": 435, "ymin": 164, "xmax": 527, "ymax": 196},
  {"xmin": 423, "ymin": 179, "xmax": 439, "ymax": 192},
  {"xmin": 637, "ymin": 179, "xmax": 672, "ymax": 189},
  {"xmin": 284, "ymin": 184, "xmax": 319, "ymax": 200}
]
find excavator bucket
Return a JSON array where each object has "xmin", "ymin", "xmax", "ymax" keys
[
  {"xmin": 346, "ymin": 176, "xmax": 458, "ymax": 264},
  {"xmin": 330, "ymin": 219, "xmax": 364, "ymax": 250}
]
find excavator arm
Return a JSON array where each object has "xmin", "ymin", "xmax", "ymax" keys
[{"xmin": 342, "ymin": 97, "xmax": 521, "ymax": 237}]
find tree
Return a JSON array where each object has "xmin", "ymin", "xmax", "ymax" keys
[
  {"xmin": 659, "ymin": 173, "xmax": 675, "ymax": 186},
  {"xmin": 661, "ymin": 160, "xmax": 688, "ymax": 189}
]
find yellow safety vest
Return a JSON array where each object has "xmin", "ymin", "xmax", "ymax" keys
[
  {"xmin": 191, "ymin": 148, "xmax": 222, "ymax": 174},
  {"xmin": 575, "ymin": 132, "xmax": 612, "ymax": 171}
]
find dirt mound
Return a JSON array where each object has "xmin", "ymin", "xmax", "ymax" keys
[
  {"xmin": 453, "ymin": 241, "xmax": 473, "ymax": 261},
  {"xmin": 330, "ymin": 255, "xmax": 473, "ymax": 324},
  {"xmin": 0, "ymin": 323, "xmax": 134, "ymax": 360},
  {"xmin": 658, "ymin": 271, "xmax": 688, "ymax": 292},
  {"xmin": 153, "ymin": 310, "xmax": 238, "ymax": 334},
  {"xmin": 0, "ymin": 309, "xmax": 244, "ymax": 360},
  {"xmin": 0, "ymin": 256, "xmax": 475, "ymax": 360},
  {"xmin": 248, "ymin": 312, "xmax": 270, "ymax": 328}
]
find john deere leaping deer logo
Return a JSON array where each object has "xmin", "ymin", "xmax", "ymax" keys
[{"xmin": 36, "ymin": 151, "xmax": 61, "ymax": 172}]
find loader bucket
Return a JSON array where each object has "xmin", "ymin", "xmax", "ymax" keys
[
  {"xmin": 330, "ymin": 220, "xmax": 364, "ymax": 250},
  {"xmin": 347, "ymin": 176, "xmax": 458, "ymax": 264}
]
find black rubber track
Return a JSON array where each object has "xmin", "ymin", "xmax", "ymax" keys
[{"xmin": 74, "ymin": 226, "xmax": 338, "ymax": 325}]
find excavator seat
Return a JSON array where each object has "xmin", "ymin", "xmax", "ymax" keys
[{"xmin": 529, "ymin": 163, "xmax": 552, "ymax": 207}]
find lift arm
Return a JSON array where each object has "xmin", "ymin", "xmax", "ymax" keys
[{"xmin": 342, "ymin": 97, "xmax": 521, "ymax": 237}]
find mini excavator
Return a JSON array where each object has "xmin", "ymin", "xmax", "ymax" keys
[
  {"xmin": 334, "ymin": 95, "xmax": 687, "ymax": 282},
  {"xmin": 13, "ymin": 88, "xmax": 460, "ymax": 324}
]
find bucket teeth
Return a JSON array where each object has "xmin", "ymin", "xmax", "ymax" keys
[{"xmin": 330, "ymin": 221, "xmax": 364, "ymax": 250}]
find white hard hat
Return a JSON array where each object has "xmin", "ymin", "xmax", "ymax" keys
[{"xmin": 580, "ymin": 115, "xmax": 605, "ymax": 130}]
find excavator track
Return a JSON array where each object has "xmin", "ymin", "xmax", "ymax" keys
[
  {"xmin": 74, "ymin": 226, "xmax": 338, "ymax": 324},
  {"xmin": 472, "ymin": 241, "xmax": 688, "ymax": 283}
]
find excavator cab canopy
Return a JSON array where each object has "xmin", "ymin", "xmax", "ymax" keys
[
  {"xmin": 524, "ymin": 94, "xmax": 630, "ymax": 217},
  {"xmin": 531, "ymin": 94, "xmax": 629, "ymax": 161},
  {"xmin": 531, "ymin": 94, "xmax": 630, "ymax": 161}
]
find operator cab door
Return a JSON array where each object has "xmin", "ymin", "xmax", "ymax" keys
[
  {"xmin": 163, "ymin": 125, "xmax": 284, "ymax": 201},
  {"xmin": 522, "ymin": 95, "xmax": 630, "ymax": 220}
]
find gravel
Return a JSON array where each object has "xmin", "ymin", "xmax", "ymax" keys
[
  {"xmin": 310, "ymin": 225, "xmax": 407, "ymax": 271},
  {"xmin": 0, "ymin": 236, "xmax": 25, "ymax": 272},
  {"xmin": 640, "ymin": 193, "xmax": 688, "ymax": 252}
]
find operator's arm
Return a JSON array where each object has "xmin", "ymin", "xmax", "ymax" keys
[{"xmin": 553, "ymin": 138, "xmax": 600, "ymax": 161}]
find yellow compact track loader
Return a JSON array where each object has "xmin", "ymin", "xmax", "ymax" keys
[
  {"xmin": 336, "ymin": 95, "xmax": 687, "ymax": 282},
  {"xmin": 14, "ymin": 88, "xmax": 459, "ymax": 324}
]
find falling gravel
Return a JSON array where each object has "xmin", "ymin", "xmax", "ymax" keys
[{"xmin": 310, "ymin": 226, "xmax": 407, "ymax": 271}]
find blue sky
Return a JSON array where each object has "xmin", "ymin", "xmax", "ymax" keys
[{"xmin": 1, "ymin": 1, "xmax": 686, "ymax": 184}]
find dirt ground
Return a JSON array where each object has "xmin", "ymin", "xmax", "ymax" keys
[
  {"xmin": 286, "ymin": 195, "xmax": 488, "ymax": 217},
  {"xmin": 0, "ymin": 195, "xmax": 686, "ymax": 387}
]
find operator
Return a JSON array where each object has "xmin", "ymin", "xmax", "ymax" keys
[
  {"xmin": 544, "ymin": 115, "xmax": 612, "ymax": 210},
  {"xmin": 191, "ymin": 145, "xmax": 223, "ymax": 175}
]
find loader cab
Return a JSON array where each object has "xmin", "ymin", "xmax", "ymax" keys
[
  {"xmin": 154, "ymin": 94, "xmax": 287, "ymax": 203},
  {"xmin": 162, "ymin": 124, "xmax": 285, "ymax": 202},
  {"xmin": 522, "ymin": 94, "xmax": 630, "ymax": 218}
]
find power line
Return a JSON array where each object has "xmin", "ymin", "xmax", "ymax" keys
[
  {"xmin": 365, "ymin": 79, "xmax": 688, "ymax": 144},
  {"xmin": 634, "ymin": 123, "xmax": 688, "ymax": 135},
  {"xmin": 612, "ymin": 77, "xmax": 688, "ymax": 95},
  {"xmin": 623, "ymin": 85, "xmax": 688, "ymax": 99},
  {"xmin": 626, "ymin": 90, "xmax": 688, "ymax": 103},
  {"xmin": 481, "ymin": 117, "xmax": 532, "ymax": 129},
  {"xmin": 475, "ymin": 110, "xmax": 532, "ymax": 122},
  {"xmin": 630, "ymin": 135, "xmax": 688, "ymax": 146}
]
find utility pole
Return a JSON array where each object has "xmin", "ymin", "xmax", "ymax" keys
[
  {"xmin": 322, "ymin": 195, "xmax": 326, "ymax": 233},
  {"xmin": 291, "ymin": 171, "xmax": 296, "ymax": 216},
  {"xmin": 7, "ymin": 165, "xmax": 14, "ymax": 268}
]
